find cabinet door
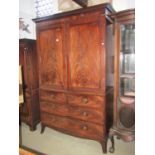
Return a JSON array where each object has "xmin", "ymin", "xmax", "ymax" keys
[
  {"xmin": 117, "ymin": 23, "xmax": 135, "ymax": 130},
  {"xmin": 68, "ymin": 19, "xmax": 105, "ymax": 91},
  {"xmin": 38, "ymin": 25, "xmax": 66, "ymax": 89}
]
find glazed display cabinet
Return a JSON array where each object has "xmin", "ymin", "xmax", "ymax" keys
[{"xmin": 109, "ymin": 9, "xmax": 135, "ymax": 153}]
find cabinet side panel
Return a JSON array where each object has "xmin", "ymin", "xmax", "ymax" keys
[{"xmin": 106, "ymin": 24, "xmax": 114, "ymax": 131}]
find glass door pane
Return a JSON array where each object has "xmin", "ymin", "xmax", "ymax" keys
[{"xmin": 119, "ymin": 24, "xmax": 135, "ymax": 97}]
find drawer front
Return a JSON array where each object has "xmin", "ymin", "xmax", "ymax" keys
[
  {"xmin": 40, "ymin": 102, "xmax": 104, "ymax": 124},
  {"xmin": 40, "ymin": 102, "xmax": 68, "ymax": 116},
  {"xmin": 40, "ymin": 90, "xmax": 66, "ymax": 103},
  {"xmin": 68, "ymin": 106, "xmax": 104, "ymax": 125},
  {"xmin": 41, "ymin": 113, "xmax": 104, "ymax": 140},
  {"xmin": 68, "ymin": 94, "xmax": 104, "ymax": 108}
]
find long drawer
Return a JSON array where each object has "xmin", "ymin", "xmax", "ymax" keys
[
  {"xmin": 68, "ymin": 105, "xmax": 104, "ymax": 124},
  {"xmin": 41, "ymin": 112, "xmax": 104, "ymax": 140},
  {"xmin": 68, "ymin": 94, "xmax": 104, "ymax": 108},
  {"xmin": 40, "ymin": 102, "xmax": 104, "ymax": 124}
]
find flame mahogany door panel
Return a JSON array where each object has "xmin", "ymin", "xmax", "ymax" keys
[
  {"xmin": 68, "ymin": 17, "xmax": 106, "ymax": 92},
  {"xmin": 38, "ymin": 24, "xmax": 67, "ymax": 90}
]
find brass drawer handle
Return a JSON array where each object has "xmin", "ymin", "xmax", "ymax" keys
[
  {"xmin": 51, "ymin": 117, "xmax": 55, "ymax": 121},
  {"xmin": 82, "ymin": 97, "xmax": 88, "ymax": 104},
  {"xmin": 50, "ymin": 116, "xmax": 55, "ymax": 121},
  {"xmin": 51, "ymin": 104, "xmax": 56, "ymax": 108},
  {"xmin": 50, "ymin": 93, "xmax": 55, "ymax": 98},
  {"xmin": 81, "ymin": 111, "xmax": 88, "ymax": 116},
  {"xmin": 82, "ymin": 125, "xmax": 88, "ymax": 131},
  {"xmin": 80, "ymin": 13, "xmax": 84, "ymax": 17}
]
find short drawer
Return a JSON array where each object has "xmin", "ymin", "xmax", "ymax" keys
[
  {"xmin": 40, "ymin": 102, "xmax": 68, "ymax": 116},
  {"xmin": 40, "ymin": 90, "xmax": 66, "ymax": 103},
  {"xmin": 41, "ymin": 113, "xmax": 104, "ymax": 140},
  {"xmin": 68, "ymin": 94, "xmax": 104, "ymax": 108}
]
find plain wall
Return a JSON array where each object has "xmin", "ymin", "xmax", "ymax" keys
[
  {"xmin": 113, "ymin": 0, "xmax": 135, "ymax": 11},
  {"xmin": 19, "ymin": 0, "xmax": 36, "ymax": 39},
  {"xmin": 19, "ymin": 0, "xmax": 135, "ymax": 39}
]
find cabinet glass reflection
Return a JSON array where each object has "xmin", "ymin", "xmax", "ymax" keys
[{"xmin": 119, "ymin": 24, "xmax": 135, "ymax": 97}]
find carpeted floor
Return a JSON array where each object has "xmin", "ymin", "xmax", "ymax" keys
[{"xmin": 21, "ymin": 123, "xmax": 135, "ymax": 155}]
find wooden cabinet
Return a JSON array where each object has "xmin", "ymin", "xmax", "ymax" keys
[
  {"xmin": 109, "ymin": 9, "xmax": 135, "ymax": 153},
  {"xmin": 19, "ymin": 39, "xmax": 40, "ymax": 131},
  {"xmin": 34, "ymin": 3, "xmax": 115, "ymax": 153}
]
